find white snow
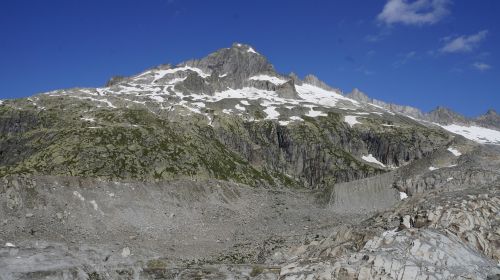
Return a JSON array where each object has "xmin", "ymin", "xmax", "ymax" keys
[
  {"xmin": 148, "ymin": 95, "xmax": 164, "ymax": 102},
  {"xmin": 290, "ymin": 116, "xmax": 303, "ymax": 121},
  {"xmin": 0, "ymin": 100, "xmax": 4, "ymax": 105},
  {"xmin": 5, "ymin": 242, "xmax": 15, "ymax": 247},
  {"xmin": 296, "ymin": 83, "xmax": 359, "ymax": 108},
  {"xmin": 81, "ymin": 117, "xmax": 95, "ymax": 122},
  {"xmin": 344, "ymin": 115, "xmax": 361, "ymax": 127},
  {"xmin": 247, "ymin": 47, "xmax": 258, "ymax": 54},
  {"xmin": 362, "ymin": 154, "xmax": 386, "ymax": 167},
  {"xmin": 234, "ymin": 104, "xmax": 245, "ymax": 111},
  {"xmin": 447, "ymin": 147, "xmax": 462, "ymax": 156},
  {"xmin": 164, "ymin": 77, "xmax": 187, "ymax": 84},
  {"xmin": 447, "ymin": 177, "xmax": 454, "ymax": 182},
  {"xmin": 279, "ymin": 120, "xmax": 290, "ymax": 126},
  {"xmin": 441, "ymin": 124, "xmax": 500, "ymax": 145},
  {"xmin": 306, "ymin": 109, "xmax": 327, "ymax": 117},
  {"xmin": 264, "ymin": 106, "xmax": 280, "ymax": 119},
  {"xmin": 249, "ymin": 75, "xmax": 287, "ymax": 85},
  {"xmin": 191, "ymin": 102, "xmax": 206, "ymax": 108},
  {"xmin": 240, "ymin": 100, "xmax": 250, "ymax": 106},
  {"xmin": 152, "ymin": 66, "xmax": 210, "ymax": 81},
  {"xmin": 399, "ymin": 192, "xmax": 408, "ymax": 200},
  {"xmin": 73, "ymin": 191, "xmax": 85, "ymax": 201},
  {"xmin": 429, "ymin": 166, "xmax": 439, "ymax": 171}
]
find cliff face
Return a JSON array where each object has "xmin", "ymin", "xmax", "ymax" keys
[{"xmin": 0, "ymin": 97, "xmax": 450, "ymax": 189}]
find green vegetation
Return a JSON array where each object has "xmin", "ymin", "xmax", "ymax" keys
[{"xmin": 0, "ymin": 95, "xmax": 451, "ymax": 189}]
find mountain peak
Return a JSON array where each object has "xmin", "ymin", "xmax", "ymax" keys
[
  {"xmin": 303, "ymin": 74, "xmax": 337, "ymax": 91},
  {"xmin": 182, "ymin": 43, "xmax": 275, "ymax": 86},
  {"xmin": 230, "ymin": 42, "xmax": 259, "ymax": 54},
  {"xmin": 346, "ymin": 88, "xmax": 371, "ymax": 103},
  {"xmin": 485, "ymin": 108, "xmax": 497, "ymax": 116},
  {"xmin": 428, "ymin": 106, "xmax": 467, "ymax": 125}
]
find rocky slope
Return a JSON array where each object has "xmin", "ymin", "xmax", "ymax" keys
[{"xmin": 0, "ymin": 43, "xmax": 499, "ymax": 279}]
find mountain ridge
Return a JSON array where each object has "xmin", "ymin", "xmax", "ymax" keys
[{"xmin": 1, "ymin": 42, "xmax": 500, "ymax": 279}]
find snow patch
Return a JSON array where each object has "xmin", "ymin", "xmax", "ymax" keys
[
  {"xmin": 191, "ymin": 102, "xmax": 206, "ymax": 108},
  {"xmin": 344, "ymin": 116, "xmax": 360, "ymax": 127},
  {"xmin": 247, "ymin": 47, "xmax": 258, "ymax": 54},
  {"xmin": 234, "ymin": 104, "xmax": 245, "ymax": 111},
  {"xmin": 306, "ymin": 109, "xmax": 327, "ymax": 117},
  {"xmin": 249, "ymin": 75, "xmax": 287, "ymax": 85},
  {"xmin": 152, "ymin": 66, "xmax": 210, "ymax": 81},
  {"xmin": 240, "ymin": 100, "xmax": 250, "ymax": 106},
  {"xmin": 441, "ymin": 124, "xmax": 500, "ymax": 145},
  {"xmin": 362, "ymin": 154, "xmax": 386, "ymax": 167},
  {"xmin": 429, "ymin": 166, "xmax": 439, "ymax": 171},
  {"xmin": 399, "ymin": 192, "xmax": 408, "ymax": 200},
  {"xmin": 447, "ymin": 147, "xmax": 462, "ymax": 156},
  {"xmin": 447, "ymin": 177, "xmax": 454, "ymax": 182},
  {"xmin": 5, "ymin": 242, "xmax": 15, "ymax": 247},
  {"xmin": 148, "ymin": 95, "xmax": 164, "ymax": 102},
  {"xmin": 81, "ymin": 117, "xmax": 95, "ymax": 122},
  {"xmin": 264, "ymin": 106, "xmax": 279, "ymax": 119},
  {"xmin": 296, "ymin": 84, "xmax": 358, "ymax": 108}
]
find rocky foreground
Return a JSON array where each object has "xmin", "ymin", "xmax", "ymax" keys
[{"xmin": 0, "ymin": 44, "xmax": 499, "ymax": 279}]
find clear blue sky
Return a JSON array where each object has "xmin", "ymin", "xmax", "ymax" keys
[{"xmin": 0, "ymin": 0, "xmax": 498, "ymax": 116}]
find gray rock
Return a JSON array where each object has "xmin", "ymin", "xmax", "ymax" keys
[{"xmin": 276, "ymin": 80, "xmax": 299, "ymax": 99}]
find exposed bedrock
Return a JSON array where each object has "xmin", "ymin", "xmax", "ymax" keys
[
  {"xmin": 213, "ymin": 117, "xmax": 450, "ymax": 189},
  {"xmin": 328, "ymin": 172, "xmax": 398, "ymax": 214}
]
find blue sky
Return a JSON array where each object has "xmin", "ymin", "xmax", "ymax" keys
[{"xmin": 0, "ymin": 0, "xmax": 498, "ymax": 116}]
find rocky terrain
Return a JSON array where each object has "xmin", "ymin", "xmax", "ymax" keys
[{"xmin": 0, "ymin": 43, "xmax": 499, "ymax": 279}]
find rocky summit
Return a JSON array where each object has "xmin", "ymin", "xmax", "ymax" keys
[{"xmin": 0, "ymin": 43, "xmax": 499, "ymax": 279}]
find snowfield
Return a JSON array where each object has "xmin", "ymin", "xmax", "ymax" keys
[
  {"xmin": 249, "ymin": 75, "xmax": 287, "ymax": 85},
  {"xmin": 441, "ymin": 124, "xmax": 500, "ymax": 145}
]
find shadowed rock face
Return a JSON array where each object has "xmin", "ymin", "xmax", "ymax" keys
[
  {"xmin": 175, "ymin": 71, "xmax": 215, "ymax": 95},
  {"xmin": 276, "ymin": 80, "xmax": 299, "ymax": 99}
]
